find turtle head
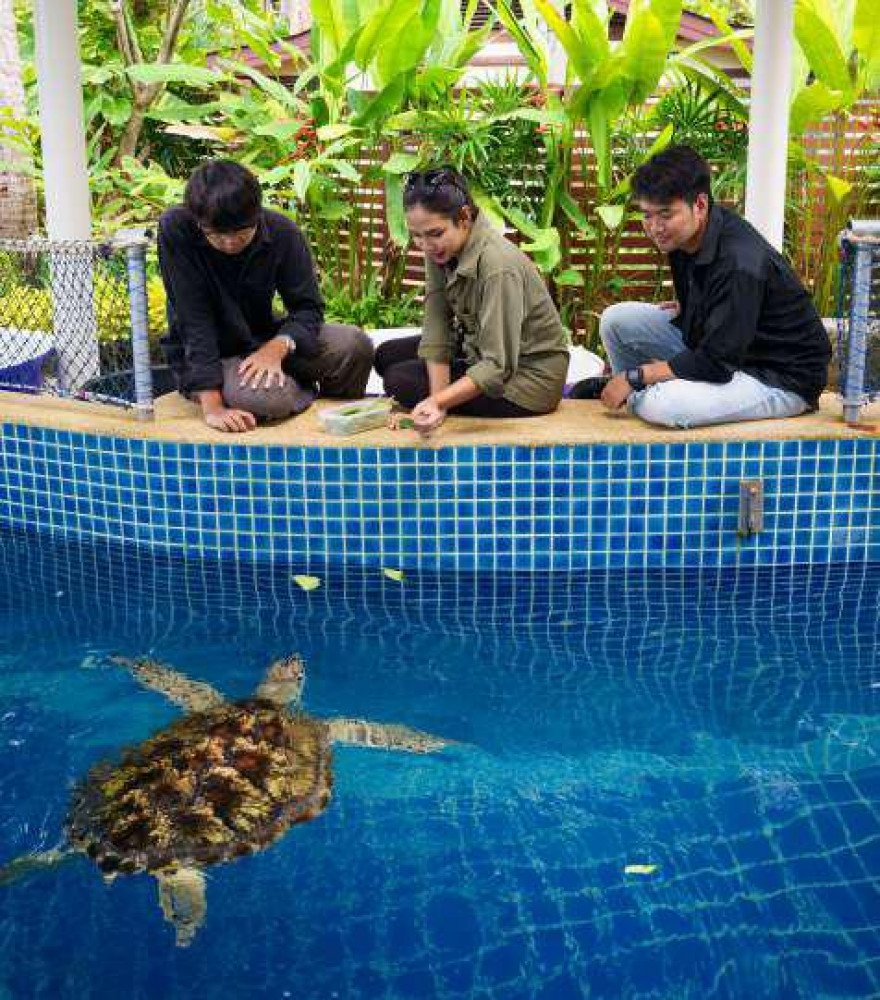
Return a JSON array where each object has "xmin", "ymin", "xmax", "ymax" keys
[{"xmin": 255, "ymin": 654, "xmax": 306, "ymax": 707}]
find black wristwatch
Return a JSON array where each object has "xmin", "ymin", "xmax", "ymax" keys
[{"xmin": 625, "ymin": 366, "xmax": 646, "ymax": 392}]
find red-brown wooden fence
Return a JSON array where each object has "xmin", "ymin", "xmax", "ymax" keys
[{"xmin": 316, "ymin": 99, "xmax": 879, "ymax": 342}]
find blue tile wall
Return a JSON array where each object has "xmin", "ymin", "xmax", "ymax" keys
[{"xmin": 0, "ymin": 422, "xmax": 877, "ymax": 569}]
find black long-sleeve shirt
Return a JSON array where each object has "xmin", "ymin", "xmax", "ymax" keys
[
  {"xmin": 158, "ymin": 206, "xmax": 324, "ymax": 394},
  {"xmin": 667, "ymin": 206, "xmax": 831, "ymax": 406}
]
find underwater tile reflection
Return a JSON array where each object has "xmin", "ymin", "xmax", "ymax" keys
[{"xmin": 0, "ymin": 525, "xmax": 879, "ymax": 999}]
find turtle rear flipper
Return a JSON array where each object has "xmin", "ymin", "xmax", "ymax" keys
[
  {"xmin": 0, "ymin": 848, "xmax": 75, "ymax": 887},
  {"xmin": 327, "ymin": 718, "xmax": 452, "ymax": 754},
  {"xmin": 156, "ymin": 866, "xmax": 207, "ymax": 947},
  {"xmin": 112, "ymin": 657, "xmax": 225, "ymax": 713}
]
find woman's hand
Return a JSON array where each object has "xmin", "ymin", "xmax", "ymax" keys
[
  {"xmin": 389, "ymin": 399, "xmax": 447, "ymax": 436},
  {"xmin": 238, "ymin": 338, "xmax": 289, "ymax": 389},
  {"xmin": 411, "ymin": 397, "xmax": 447, "ymax": 435}
]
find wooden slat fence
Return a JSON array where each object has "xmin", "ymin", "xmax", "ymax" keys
[{"xmin": 308, "ymin": 99, "xmax": 878, "ymax": 343}]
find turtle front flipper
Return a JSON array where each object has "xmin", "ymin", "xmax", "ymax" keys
[
  {"xmin": 156, "ymin": 866, "xmax": 207, "ymax": 947},
  {"xmin": 0, "ymin": 848, "xmax": 75, "ymax": 887},
  {"xmin": 255, "ymin": 654, "xmax": 306, "ymax": 708},
  {"xmin": 327, "ymin": 718, "xmax": 452, "ymax": 754},
  {"xmin": 112, "ymin": 656, "xmax": 225, "ymax": 713}
]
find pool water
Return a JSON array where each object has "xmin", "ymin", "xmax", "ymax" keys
[{"xmin": 1, "ymin": 524, "xmax": 879, "ymax": 999}]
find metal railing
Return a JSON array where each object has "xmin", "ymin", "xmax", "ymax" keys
[
  {"xmin": 0, "ymin": 230, "xmax": 157, "ymax": 420},
  {"xmin": 837, "ymin": 220, "xmax": 880, "ymax": 424}
]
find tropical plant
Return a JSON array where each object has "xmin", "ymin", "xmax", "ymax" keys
[
  {"xmin": 648, "ymin": 75, "xmax": 749, "ymax": 206},
  {"xmin": 386, "ymin": 77, "xmax": 546, "ymax": 218},
  {"xmin": 784, "ymin": 0, "xmax": 880, "ymax": 313},
  {"xmin": 0, "ymin": 275, "xmax": 167, "ymax": 344},
  {"xmin": 323, "ymin": 275, "xmax": 422, "ymax": 328},
  {"xmin": 491, "ymin": 0, "xmax": 688, "ymax": 345}
]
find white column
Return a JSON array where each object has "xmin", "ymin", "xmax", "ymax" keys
[
  {"xmin": 744, "ymin": 0, "xmax": 794, "ymax": 250},
  {"xmin": 33, "ymin": 0, "xmax": 98, "ymax": 390},
  {"xmin": 33, "ymin": 0, "xmax": 91, "ymax": 239}
]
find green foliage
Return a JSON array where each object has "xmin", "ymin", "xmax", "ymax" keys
[
  {"xmin": 9, "ymin": 0, "xmax": 877, "ymax": 343},
  {"xmin": 387, "ymin": 77, "xmax": 547, "ymax": 218},
  {"xmin": 0, "ymin": 277, "xmax": 167, "ymax": 345},
  {"xmin": 648, "ymin": 76, "xmax": 750, "ymax": 206},
  {"xmin": 322, "ymin": 278, "xmax": 422, "ymax": 329}
]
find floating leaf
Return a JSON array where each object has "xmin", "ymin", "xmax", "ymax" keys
[
  {"xmin": 624, "ymin": 864, "xmax": 658, "ymax": 875},
  {"xmin": 383, "ymin": 568, "xmax": 405, "ymax": 582},
  {"xmin": 293, "ymin": 574, "xmax": 322, "ymax": 591}
]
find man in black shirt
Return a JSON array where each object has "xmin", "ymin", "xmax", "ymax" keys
[
  {"xmin": 572, "ymin": 145, "xmax": 831, "ymax": 428},
  {"xmin": 159, "ymin": 160, "xmax": 373, "ymax": 433}
]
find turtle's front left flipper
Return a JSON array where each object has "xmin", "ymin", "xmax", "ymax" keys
[
  {"xmin": 111, "ymin": 656, "xmax": 225, "ymax": 713},
  {"xmin": 0, "ymin": 848, "xmax": 75, "ymax": 887},
  {"xmin": 156, "ymin": 866, "xmax": 207, "ymax": 947},
  {"xmin": 327, "ymin": 718, "xmax": 453, "ymax": 754}
]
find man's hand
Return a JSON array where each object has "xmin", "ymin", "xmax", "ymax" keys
[
  {"xmin": 204, "ymin": 406, "xmax": 257, "ymax": 433},
  {"xmin": 411, "ymin": 397, "xmax": 447, "ymax": 436},
  {"xmin": 600, "ymin": 374, "xmax": 634, "ymax": 411},
  {"xmin": 238, "ymin": 338, "xmax": 289, "ymax": 390},
  {"xmin": 198, "ymin": 388, "xmax": 257, "ymax": 433},
  {"xmin": 657, "ymin": 300, "xmax": 680, "ymax": 318}
]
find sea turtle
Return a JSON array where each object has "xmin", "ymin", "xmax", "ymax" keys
[{"xmin": 0, "ymin": 654, "xmax": 451, "ymax": 945}]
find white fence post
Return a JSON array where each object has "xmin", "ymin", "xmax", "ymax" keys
[{"xmin": 33, "ymin": 0, "xmax": 99, "ymax": 389}]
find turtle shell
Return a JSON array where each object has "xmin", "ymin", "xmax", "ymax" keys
[{"xmin": 67, "ymin": 700, "xmax": 332, "ymax": 876}]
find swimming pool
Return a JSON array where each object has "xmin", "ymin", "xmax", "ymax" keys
[{"xmin": 1, "ymin": 524, "xmax": 878, "ymax": 999}]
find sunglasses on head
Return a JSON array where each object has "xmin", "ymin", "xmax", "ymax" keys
[{"xmin": 404, "ymin": 168, "xmax": 467, "ymax": 198}]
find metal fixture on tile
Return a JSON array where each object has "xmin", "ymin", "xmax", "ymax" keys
[{"xmin": 738, "ymin": 480, "xmax": 764, "ymax": 536}]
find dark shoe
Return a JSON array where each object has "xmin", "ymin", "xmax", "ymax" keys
[{"xmin": 569, "ymin": 375, "xmax": 611, "ymax": 400}]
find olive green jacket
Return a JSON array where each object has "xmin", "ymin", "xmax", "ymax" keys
[{"xmin": 417, "ymin": 213, "xmax": 569, "ymax": 413}]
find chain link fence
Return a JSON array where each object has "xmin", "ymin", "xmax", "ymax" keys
[
  {"xmin": 0, "ymin": 234, "xmax": 165, "ymax": 419},
  {"xmin": 837, "ymin": 221, "xmax": 880, "ymax": 423}
]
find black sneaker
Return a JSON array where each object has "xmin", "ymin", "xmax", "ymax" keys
[{"xmin": 569, "ymin": 375, "xmax": 611, "ymax": 400}]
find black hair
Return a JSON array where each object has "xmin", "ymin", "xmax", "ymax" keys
[
  {"xmin": 403, "ymin": 167, "xmax": 477, "ymax": 222},
  {"xmin": 184, "ymin": 159, "xmax": 263, "ymax": 232},
  {"xmin": 631, "ymin": 144, "xmax": 713, "ymax": 207}
]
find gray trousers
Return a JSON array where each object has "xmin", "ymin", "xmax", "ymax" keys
[{"xmin": 221, "ymin": 323, "xmax": 374, "ymax": 421}]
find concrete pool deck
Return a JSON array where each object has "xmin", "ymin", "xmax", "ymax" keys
[{"xmin": 0, "ymin": 389, "xmax": 878, "ymax": 447}]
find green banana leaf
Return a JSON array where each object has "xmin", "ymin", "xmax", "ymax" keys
[
  {"xmin": 352, "ymin": 74, "xmax": 407, "ymax": 127},
  {"xmin": 355, "ymin": 0, "xmax": 420, "ymax": 71},
  {"xmin": 854, "ymin": 0, "xmax": 880, "ymax": 89},
  {"xmin": 385, "ymin": 173, "xmax": 409, "ymax": 246},
  {"xmin": 795, "ymin": 0, "xmax": 853, "ymax": 92},
  {"xmin": 619, "ymin": 0, "xmax": 682, "ymax": 106}
]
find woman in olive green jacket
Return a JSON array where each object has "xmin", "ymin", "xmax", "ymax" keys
[{"xmin": 375, "ymin": 168, "xmax": 569, "ymax": 435}]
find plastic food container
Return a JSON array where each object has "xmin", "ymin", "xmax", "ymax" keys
[{"xmin": 318, "ymin": 397, "xmax": 393, "ymax": 436}]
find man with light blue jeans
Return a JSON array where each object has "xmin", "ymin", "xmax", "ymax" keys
[{"xmin": 573, "ymin": 145, "xmax": 831, "ymax": 428}]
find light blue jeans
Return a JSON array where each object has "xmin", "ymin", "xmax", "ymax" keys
[{"xmin": 600, "ymin": 302, "xmax": 810, "ymax": 429}]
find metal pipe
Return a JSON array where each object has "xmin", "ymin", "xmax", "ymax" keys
[
  {"xmin": 115, "ymin": 230, "xmax": 155, "ymax": 421},
  {"xmin": 843, "ymin": 241, "xmax": 873, "ymax": 424}
]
